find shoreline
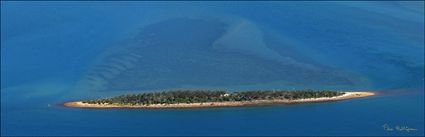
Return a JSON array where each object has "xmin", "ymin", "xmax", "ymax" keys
[{"xmin": 63, "ymin": 91, "xmax": 376, "ymax": 109}]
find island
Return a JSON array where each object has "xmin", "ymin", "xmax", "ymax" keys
[{"xmin": 64, "ymin": 90, "xmax": 375, "ymax": 109}]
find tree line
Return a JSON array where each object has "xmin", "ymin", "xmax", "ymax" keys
[{"xmin": 82, "ymin": 90, "xmax": 344, "ymax": 105}]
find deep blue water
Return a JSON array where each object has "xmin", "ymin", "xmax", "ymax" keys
[{"xmin": 1, "ymin": 1, "xmax": 424, "ymax": 136}]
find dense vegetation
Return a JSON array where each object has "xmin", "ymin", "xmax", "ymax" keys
[{"xmin": 82, "ymin": 90, "xmax": 345, "ymax": 105}]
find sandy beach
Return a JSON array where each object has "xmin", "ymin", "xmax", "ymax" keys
[{"xmin": 64, "ymin": 91, "xmax": 376, "ymax": 109}]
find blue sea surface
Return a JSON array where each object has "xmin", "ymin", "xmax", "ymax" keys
[{"xmin": 1, "ymin": 1, "xmax": 424, "ymax": 136}]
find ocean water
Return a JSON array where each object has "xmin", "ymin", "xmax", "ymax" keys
[{"xmin": 1, "ymin": 1, "xmax": 424, "ymax": 136}]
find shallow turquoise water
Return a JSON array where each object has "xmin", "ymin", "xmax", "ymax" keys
[{"xmin": 1, "ymin": 1, "xmax": 424, "ymax": 136}]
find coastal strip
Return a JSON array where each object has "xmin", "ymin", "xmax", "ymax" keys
[{"xmin": 64, "ymin": 92, "xmax": 375, "ymax": 109}]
